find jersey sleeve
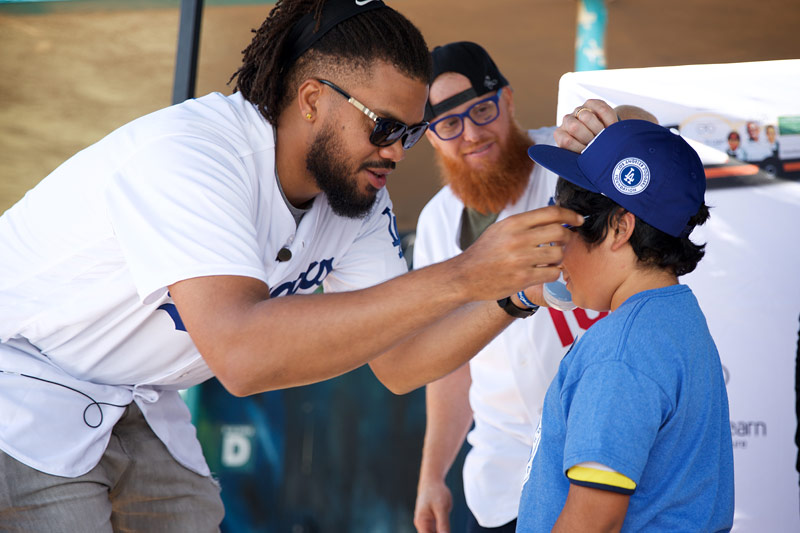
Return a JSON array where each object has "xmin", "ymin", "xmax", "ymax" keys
[
  {"xmin": 104, "ymin": 135, "xmax": 267, "ymax": 304},
  {"xmin": 322, "ymin": 189, "xmax": 408, "ymax": 293},
  {"xmin": 560, "ymin": 360, "xmax": 671, "ymax": 487}
]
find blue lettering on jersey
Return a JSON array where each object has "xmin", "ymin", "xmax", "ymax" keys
[
  {"xmin": 269, "ymin": 257, "xmax": 334, "ymax": 298},
  {"xmin": 159, "ymin": 302, "xmax": 187, "ymax": 332},
  {"xmin": 382, "ymin": 207, "xmax": 403, "ymax": 258}
]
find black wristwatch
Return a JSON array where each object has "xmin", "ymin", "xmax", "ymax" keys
[{"xmin": 497, "ymin": 296, "xmax": 539, "ymax": 319}]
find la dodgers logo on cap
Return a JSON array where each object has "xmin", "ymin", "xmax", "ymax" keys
[
  {"xmin": 612, "ymin": 157, "xmax": 650, "ymax": 195},
  {"xmin": 526, "ymin": 119, "xmax": 707, "ymax": 238}
]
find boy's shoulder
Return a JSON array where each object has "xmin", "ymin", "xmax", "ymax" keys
[
  {"xmin": 605, "ymin": 284, "xmax": 698, "ymax": 329},
  {"xmin": 574, "ymin": 284, "xmax": 705, "ymax": 366}
]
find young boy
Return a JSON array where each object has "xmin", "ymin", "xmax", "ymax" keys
[{"xmin": 517, "ymin": 119, "xmax": 734, "ymax": 532}]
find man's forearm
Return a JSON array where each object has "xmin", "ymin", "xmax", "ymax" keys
[
  {"xmin": 370, "ymin": 299, "xmax": 513, "ymax": 394},
  {"xmin": 172, "ymin": 258, "xmax": 476, "ymax": 396},
  {"xmin": 418, "ymin": 364, "xmax": 474, "ymax": 484},
  {"xmin": 171, "ymin": 206, "xmax": 581, "ymax": 396}
]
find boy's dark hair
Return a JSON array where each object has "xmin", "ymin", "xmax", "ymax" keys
[
  {"xmin": 230, "ymin": 0, "xmax": 431, "ymax": 125},
  {"xmin": 556, "ymin": 178, "xmax": 711, "ymax": 276}
]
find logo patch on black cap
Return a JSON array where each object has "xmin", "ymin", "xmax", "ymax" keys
[{"xmin": 612, "ymin": 157, "xmax": 650, "ymax": 195}]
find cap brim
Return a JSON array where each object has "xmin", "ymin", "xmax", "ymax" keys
[{"xmin": 527, "ymin": 144, "xmax": 599, "ymax": 194}]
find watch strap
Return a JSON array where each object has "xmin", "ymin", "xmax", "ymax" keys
[{"xmin": 497, "ymin": 296, "xmax": 538, "ymax": 319}]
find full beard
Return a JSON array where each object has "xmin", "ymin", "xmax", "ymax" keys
[
  {"xmin": 306, "ymin": 122, "xmax": 380, "ymax": 219},
  {"xmin": 436, "ymin": 123, "xmax": 534, "ymax": 214}
]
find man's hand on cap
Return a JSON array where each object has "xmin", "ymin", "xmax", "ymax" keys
[{"xmin": 554, "ymin": 99, "xmax": 619, "ymax": 153}]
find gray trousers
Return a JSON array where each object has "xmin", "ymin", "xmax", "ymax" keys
[{"xmin": 0, "ymin": 402, "xmax": 224, "ymax": 532}]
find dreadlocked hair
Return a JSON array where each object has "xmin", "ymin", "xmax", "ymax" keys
[
  {"xmin": 555, "ymin": 177, "xmax": 711, "ymax": 277},
  {"xmin": 230, "ymin": 0, "xmax": 431, "ymax": 125}
]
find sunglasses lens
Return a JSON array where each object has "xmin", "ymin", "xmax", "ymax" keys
[
  {"xmin": 370, "ymin": 119, "xmax": 406, "ymax": 147},
  {"xmin": 401, "ymin": 123, "xmax": 429, "ymax": 149},
  {"xmin": 369, "ymin": 119, "xmax": 429, "ymax": 149}
]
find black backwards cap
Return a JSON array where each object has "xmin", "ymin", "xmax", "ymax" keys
[
  {"xmin": 283, "ymin": 0, "xmax": 387, "ymax": 68},
  {"xmin": 424, "ymin": 41, "xmax": 509, "ymax": 121}
]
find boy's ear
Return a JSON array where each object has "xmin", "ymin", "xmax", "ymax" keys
[{"xmin": 610, "ymin": 211, "xmax": 636, "ymax": 251}]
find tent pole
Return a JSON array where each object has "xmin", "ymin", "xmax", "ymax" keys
[{"xmin": 172, "ymin": 0, "xmax": 204, "ymax": 104}]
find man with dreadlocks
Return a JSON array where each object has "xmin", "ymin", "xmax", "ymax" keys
[{"xmin": 0, "ymin": 1, "xmax": 580, "ymax": 529}]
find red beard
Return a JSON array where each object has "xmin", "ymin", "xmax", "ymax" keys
[{"xmin": 435, "ymin": 124, "xmax": 534, "ymax": 214}]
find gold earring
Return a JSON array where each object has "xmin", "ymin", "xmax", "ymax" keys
[{"xmin": 305, "ymin": 113, "xmax": 313, "ymax": 120}]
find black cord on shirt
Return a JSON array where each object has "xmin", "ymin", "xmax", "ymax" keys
[{"xmin": 0, "ymin": 370, "xmax": 128, "ymax": 428}]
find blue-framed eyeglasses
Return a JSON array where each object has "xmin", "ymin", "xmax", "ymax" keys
[
  {"xmin": 317, "ymin": 79, "xmax": 429, "ymax": 150},
  {"xmin": 429, "ymin": 88, "xmax": 504, "ymax": 141}
]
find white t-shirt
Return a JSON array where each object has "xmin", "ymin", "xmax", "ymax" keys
[
  {"xmin": 0, "ymin": 92, "xmax": 407, "ymax": 477},
  {"xmin": 414, "ymin": 127, "xmax": 607, "ymax": 527}
]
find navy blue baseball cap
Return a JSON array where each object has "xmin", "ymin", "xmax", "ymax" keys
[{"xmin": 528, "ymin": 120, "xmax": 706, "ymax": 238}]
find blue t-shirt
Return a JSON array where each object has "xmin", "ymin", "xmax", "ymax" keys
[{"xmin": 517, "ymin": 285, "xmax": 734, "ymax": 532}]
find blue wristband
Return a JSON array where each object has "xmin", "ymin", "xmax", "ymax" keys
[{"xmin": 517, "ymin": 290, "xmax": 540, "ymax": 311}]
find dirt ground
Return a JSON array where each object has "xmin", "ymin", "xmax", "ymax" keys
[{"xmin": 1, "ymin": 0, "xmax": 799, "ymax": 231}]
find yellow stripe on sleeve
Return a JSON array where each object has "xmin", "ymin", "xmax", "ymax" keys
[{"xmin": 567, "ymin": 465, "xmax": 637, "ymax": 494}]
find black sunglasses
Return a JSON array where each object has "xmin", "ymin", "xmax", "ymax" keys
[{"xmin": 317, "ymin": 79, "xmax": 429, "ymax": 150}]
